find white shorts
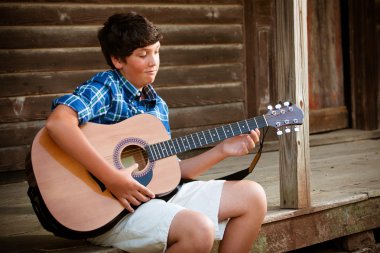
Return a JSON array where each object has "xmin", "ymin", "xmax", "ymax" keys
[{"xmin": 88, "ymin": 180, "xmax": 227, "ymax": 253}]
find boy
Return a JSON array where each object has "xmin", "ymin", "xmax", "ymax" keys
[{"xmin": 45, "ymin": 12, "xmax": 266, "ymax": 253}]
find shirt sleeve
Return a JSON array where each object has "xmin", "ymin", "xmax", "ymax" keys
[{"xmin": 52, "ymin": 82, "xmax": 111, "ymax": 125}]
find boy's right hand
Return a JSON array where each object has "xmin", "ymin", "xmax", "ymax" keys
[{"xmin": 105, "ymin": 164, "xmax": 155, "ymax": 212}]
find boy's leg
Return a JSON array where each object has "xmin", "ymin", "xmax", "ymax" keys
[
  {"xmin": 218, "ymin": 180, "xmax": 267, "ymax": 253},
  {"xmin": 166, "ymin": 209, "xmax": 215, "ymax": 253}
]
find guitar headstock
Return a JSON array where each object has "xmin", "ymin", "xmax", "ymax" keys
[{"xmin": 264, "ymin": 101, "xmax": 304, "ymax": 135}]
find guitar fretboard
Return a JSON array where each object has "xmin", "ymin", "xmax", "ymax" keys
[{"xmin": 146, "ymin": 115, "xmax": 268, "ymax": 162}]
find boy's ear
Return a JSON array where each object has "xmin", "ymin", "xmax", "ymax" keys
[{"xmin": 111, "ymin": 56, "xmax": 123, "ymax": 69}]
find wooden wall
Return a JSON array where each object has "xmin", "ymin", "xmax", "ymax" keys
[{"xmin": 0, "ymin": 0, "xmax": 246, "ymax": 172}]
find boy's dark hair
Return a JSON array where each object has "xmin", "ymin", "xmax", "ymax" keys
[{"xmin": 98, "ymin": 12, "xmax": 163, "ymax": 69}]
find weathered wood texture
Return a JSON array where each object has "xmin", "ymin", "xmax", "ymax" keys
[
  {"xmin": 274, "ymin": 0, "xmax": 310, "ymax": 209},
  {"xmin": 244, "ymin": 0, "xmax": 276, "ymax": 116},
  {"xmin": 0, "ymin": 1, "xmax": 245, "ymax": 172},
  {"xmin": 203, "ymin": 137, "xmax": 380, "ymax": 252},
  {"xmin": 307, "ymin": 0, "xmax": 348, "ymax": 133},
  {"xmin": 244, "ymin": 0, "xmax": 348, "ymax": 134},
  {"xmin": 377, "ymin": 0, "xmax": 380, "ymax": 128},
  {"xmin": 348, "ymin": 0, "xmax": 378, "ymax": 130}
]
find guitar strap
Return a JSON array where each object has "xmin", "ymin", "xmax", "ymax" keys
[{"xmin": 180, "ymin": 127, "xmax": 268, "ymax": 184}]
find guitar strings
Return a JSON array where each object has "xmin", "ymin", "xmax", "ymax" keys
[{"xmin": 103, "ymin": 114, "xmax": 294, "ymax": 161}]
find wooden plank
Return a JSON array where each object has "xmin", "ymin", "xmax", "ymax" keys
[
  {"xmin": 275, "ymin": 0, "xmax": 311, "ymax": 208},
  {"xmin": 0, "ymin": 45, "xmax": 243, "ymax": 73},
  {"xmin": 309, "ymin": 106, "xmax": 349, "ymax": 133},
  {"xmin": 159, "ymin": 82, "xmax": 244, "ymax": 108},
  {"xmin": 0, "ymin": 95, "xmax": 53, "ymax": 123},
  {"xmin": 0, "ymin": 3, "xmax": 243, "ymax": 26},
  {"xmin": 3, "ymin": 0, "xmax": 243, "ymax": 4},
  {"xmin": 0, "ymin": 63, "xmax": 243, "ymax": 97},
  {"xmin": 0, "ymin": 25, "xmax": 243, "ymax": 49},
  {"xmin": 250, "ymin": 198, "xmax": 380, "ymax": 253},
  {"xmin": 155, "ymin": 63, "xmax": 243, "ymax": 87},
  {"xmin": 348, "ymin": 0, "xmax": 378, "ymax": 130},
  {"xmin": 0, "ymin": 70, "xmax": 98, "ymax": 98},
  {"xmin": 0, "ymin": 145, "xmax": 30, "ymax": 172},
  {"xmin": 0, "ymin": 121, "xmax": 44, "ymax": 148},
  {"xmin": 0, "ymin": 95, "xmax": 245, "ymax": 123}
]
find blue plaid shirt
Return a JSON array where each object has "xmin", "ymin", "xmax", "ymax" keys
[{"xmin": 52, "ymin": 69, "xmax": 171, "ymax": 135}]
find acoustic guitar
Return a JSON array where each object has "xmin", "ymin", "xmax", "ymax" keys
[{"xmin": 31, "ymin": 102, "xmax": 303, "ymax": 235}]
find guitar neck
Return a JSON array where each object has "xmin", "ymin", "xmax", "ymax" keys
[{"xmin": 147, "ymin": 115, "xmax": 268, "ymax": 162}]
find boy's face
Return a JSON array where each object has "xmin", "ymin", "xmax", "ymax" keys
[{"xmin": 113, "ymin": 41, "xmax": 160, "ymax": 89}]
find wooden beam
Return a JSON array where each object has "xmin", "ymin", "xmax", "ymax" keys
[{"xmin": 275, "ymin": 0, "xmax": 311, "ymax": 208}]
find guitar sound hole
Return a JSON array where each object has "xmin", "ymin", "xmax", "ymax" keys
[{"xmin": 120, "ymin": 145, "xmax": 148, "ymax": 172}]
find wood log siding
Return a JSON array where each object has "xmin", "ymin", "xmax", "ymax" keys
[
  {"xmin": 0, "ymin": 3, "xmax": 243, "ymax": 25},
  {"xmin": 0, "ymin": 1, "xmax": 245, "ymax": 172}
]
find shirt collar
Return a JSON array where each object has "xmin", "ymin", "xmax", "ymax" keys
[{"xmin": 114, "ymin": 70, "xmax": 157, "ymax": 103}]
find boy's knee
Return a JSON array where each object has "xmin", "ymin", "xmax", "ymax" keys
[
  {"xmin": 168, "ymin": 210, "xmax": 214, "ymax": 252},
  {"xmin": 244, "ymin": 180, "xmax": 267, "ymax": 214}
]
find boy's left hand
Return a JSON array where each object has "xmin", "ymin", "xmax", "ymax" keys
[{"xmin": 218, "ymin": 129, "xmax": 260, "ymax": 157}]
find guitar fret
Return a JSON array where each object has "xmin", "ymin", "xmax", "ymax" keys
[
  {"xmin": 153, "ymin": 143, "xmax": 162, "ymax": 159},
  {"xmin": 202, "ymin": 131, "xmax": 209, "ymax": 145},
  {"xmin": 164, "ymin": 141, "xmax": 172, "ymax": 156},
  {"xmin": 182, "ymin": 137, "xmax": 190, "ymax": 151},
  {"xmin": 189, "ymin": 134, "xmax": 196, "ymax": 149},
  {"xmin": 146, "ymin": 146, "xmax": 155, "ymax": 161},
  {"xmin": 193, "ymin": 133, "xmax": 201, "ymax": 149},
  {"xmin": 159, "ymin": 142, "xmax": 168, "ymax": 158},
  {"xmin": 236, "ymin": 121, "xmax": 243, "ymax": 134},
  {"xmin": 150, "ymin": 144, "xmax": 157, "ymax": 160},
  {"xmin": 228, "ymin": 124, "xmax": 234, "ymax": 137},
  {"xmin": 208, "ymin": 129, "xmax": 214, "ymax": 142},
  {"xmin": 196, "ymin": 132, "xmax": 205, "ymax": 146},
  {"xmin": 169, "ymin": 139, "xmax": 177, "ymax": 154},
  {"xmin": 244, "ymin": 120, "xmax": 250, "ymax": 130},
  {"xmin": 215, "ymin": 128, "xmax": 221, "ymax": 140}
]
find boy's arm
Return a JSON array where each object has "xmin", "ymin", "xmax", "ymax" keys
[
  {"xmin": 179, "ymin": 129, "xmax": 260, "ymax": 179},
  {"xmin": 45, "ymin": 105, "xmax": 155, "ymax": 212}
]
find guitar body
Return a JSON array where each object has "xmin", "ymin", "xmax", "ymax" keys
[{"xmin": 31, "ymin": 114, "xmax": 181, "ymax": 234}]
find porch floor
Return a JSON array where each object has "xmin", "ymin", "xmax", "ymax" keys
[{"xmin": 0, "ymin": 129, "xmax": 379, "ymax": 252}]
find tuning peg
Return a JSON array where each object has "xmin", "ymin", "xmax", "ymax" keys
[
  {"xmin": 267, "ymin": 105, "xmax": 273, "ymax": 110},
  {"xmin": 294, "ymin": 126, "xmax": 300, "ymax": 132},
  {"xmin": 276, "ymin": 129, "xmax": 283, "ymax": 136},
  {"xmin": 275, "ymin": 104, "xmax": 281, "ymax": 109},
  {"xmin": 283, "ymin": 101, "xmax": 290, "ymax": 107},
  {"xmin": 285, "ymin": 127, "xmax": 291, "ymax": 133}
]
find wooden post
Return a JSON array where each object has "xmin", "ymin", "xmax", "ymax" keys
[{"xmin": 275, "ymin": 0, "xmax": 311, "ymax": 208}]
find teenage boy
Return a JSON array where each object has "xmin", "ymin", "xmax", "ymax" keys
[{"xmin": 46, "ymin": 12, "xmax": 267, "ymax": 253}]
